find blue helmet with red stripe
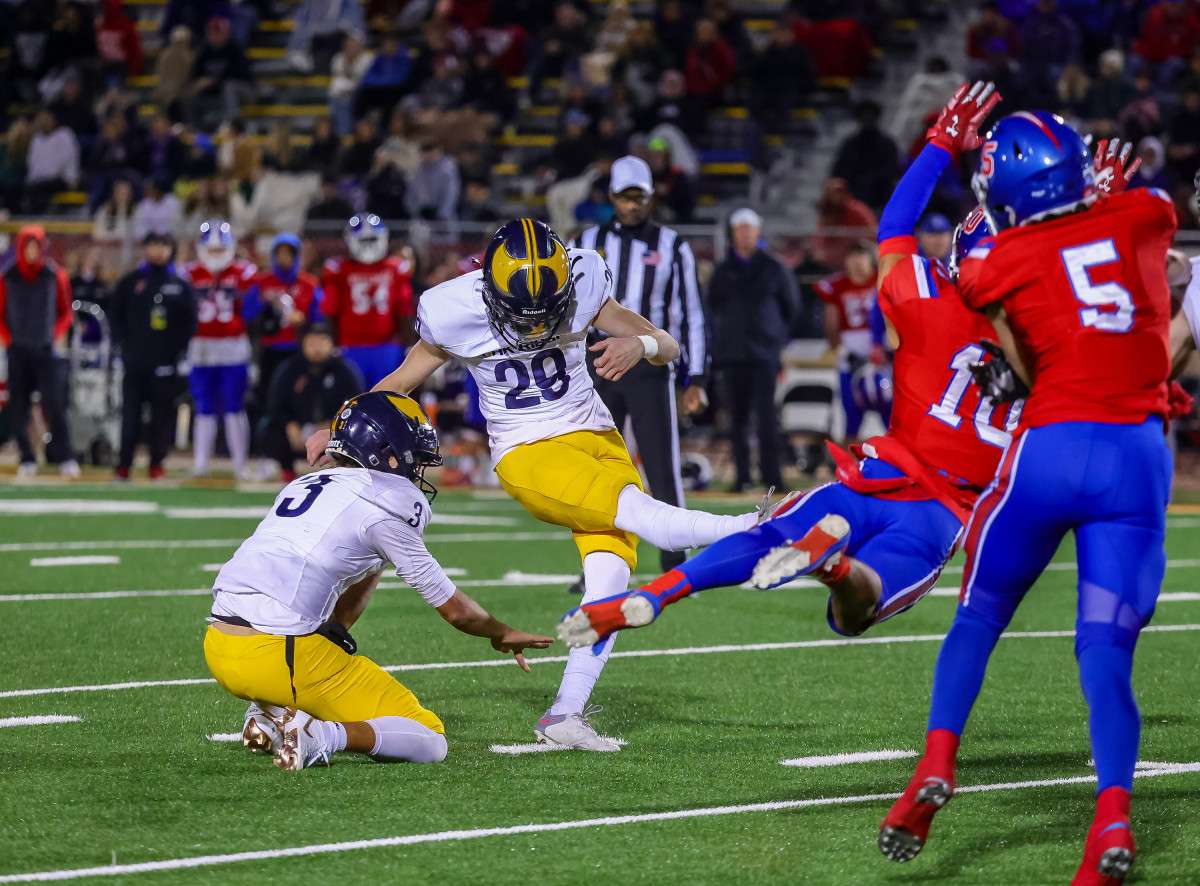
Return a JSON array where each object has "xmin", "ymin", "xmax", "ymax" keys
[
  {"xmin": 971, "ymin": 111, "xmax": 1092, "ymax": 232},
  {"xmin": 481, "ymin": 219, "xmax": 574, "ymax": 348},
  {"xmin": 947, "ymin": 206, "xmax": 993, "ymax": 282}
]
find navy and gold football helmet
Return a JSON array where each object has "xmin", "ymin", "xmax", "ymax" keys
[
  {"xmin": 326, "ymin": 392, "xmax": 442, "ymax": 499},
  {"xmin": 481, "ymin": 219, "xmax": 573, "ymax": 348}
]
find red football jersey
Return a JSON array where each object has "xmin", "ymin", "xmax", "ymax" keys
[
  {"xmin": 320, "ymin": 255, "xmax": 414, "ymax": 348},
  {"xmin": 252, "ymin": 269, "xmax": 321, "ymax": 348},
  {"xmin": 958, "ymin": 188, "xmax": 1175, "ymax": 427},
  {"xmin": 816, "ymin": 271, "xmax": 877, "ymax": 354},
  {"xmin": 880, "ymin": 253, "xmax": 1020, "ymax": 493},
  {"xmin": 183, "ymin": 260, "xmax": 257, "ymax": 339}
]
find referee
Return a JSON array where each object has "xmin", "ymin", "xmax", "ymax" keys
[{"xmin": 572, "ymin": 155, "xmax": 708, "ymax": 574}]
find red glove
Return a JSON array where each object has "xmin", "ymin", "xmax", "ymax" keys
[
  {"xmin": 1093, "ymin": 138, "xmax": 1141, "ymax": 196},
  {"xmin": 1167, "ymin": 380, "xmax": 1194, "ymax": 421},
  {"xmin": 926, "ymin": 81, "xmax": 1002, "ymax": 158}
]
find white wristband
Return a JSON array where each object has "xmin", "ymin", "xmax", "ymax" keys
[{"xmin": 637, "ymin": 334, "xmax": 659, "ymax": 359}]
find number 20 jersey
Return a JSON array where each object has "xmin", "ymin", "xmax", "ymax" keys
[
  {"xmin": 958, "ymin": 188, "xmax": 1176, "ymax": 428},
  {"xmin": 416, "ymin": 248, "xmax": 616, "ymax": 464}
]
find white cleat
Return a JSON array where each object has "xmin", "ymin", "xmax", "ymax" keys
[
  {"xmin": 59, "ymin": 460, "xmax": 80, "ymax": 477},
  {"xmin": 534, "ymin": 704, "xmax": 621, "ymax": 751},
  {"xmin": 17, "ymin": 462, "xmax": 37, "ymax": 477},
  {"xmin": 273, "ymin": 709, "xmax": 333, "ymax": 771},
  {"xmin": 750, "ymin": 513, "xmax": 851, "ymax": 589},
  {"xmin": 242, "ymin": 702, "xmax": 283, "ymax": 754}
]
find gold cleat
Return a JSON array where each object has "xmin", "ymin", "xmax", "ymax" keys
[
  {"xmin": 272, "ymin": 710, "xmax": 333, "ymax": 771},
  {"xmin": 242, "ymin": 716, "xmax": 277, "ymax": 754}
]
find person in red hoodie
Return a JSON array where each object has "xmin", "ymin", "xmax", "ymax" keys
[
  {"xmin": 96, "ymin": 0, "xmax": 144, "ymax": 78},
  {"xmin": 0, "ymin": 226, "xmax": 78, "ymax": 476},
  {"xmin": 684, "ymin": 18, "xmax": 736, "ymax": 101},
  {"xmin": 1134, "ymin": 0, "xmax": 1200, "ymax": 66}
]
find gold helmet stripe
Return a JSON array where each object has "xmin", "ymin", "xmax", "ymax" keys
[
  {"xmin": 385, "ymin": 394, "xmax": 432, "ymax": 427},
  {"xmin": 522, "ymin": 218, "xmax": 540, "ymax": 299}
]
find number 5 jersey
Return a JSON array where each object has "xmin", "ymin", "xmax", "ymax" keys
[
  {"xmin": 416, "ymin": 248, "xmax": 617, "ymax": 464},
  {"xmin": 958, "ymin": 188, "xmax": 1175, "ymax": 428},
  {"xmin": 211, "ymin": 468, "xmax": 457, "ymax": 634}
]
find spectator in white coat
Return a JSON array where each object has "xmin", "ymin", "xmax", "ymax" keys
[{"xmin": 24, "ymin": 109, "xmax": 80, "ymax": 213}]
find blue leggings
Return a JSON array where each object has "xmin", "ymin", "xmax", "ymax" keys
[
  {"xmin": 929, "ymin": 419, "xmax": 1172, "ymax": 792},
  {"xmin": 664, "ymin": 460, "xmax": 963, "ymax": 634},
  {"xmin": 189, "ymin": 364, "xmax": 248, "ymax": 416},
  {"xmin": 341, "ymin": 344, "xmax": 402, "ymax": 390}
]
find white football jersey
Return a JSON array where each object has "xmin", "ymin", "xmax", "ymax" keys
[
  {"xmin": 417, "ymin": 248, "xmax": 616, "ymax": 464},
  {"xmin": 210, "ymin": 468, "xmax": 456, "ymax": 635}
]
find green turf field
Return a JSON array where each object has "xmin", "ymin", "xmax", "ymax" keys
[{"xmin": 2, "ymin": 482, "xmax": 1199, "ymax": 885}]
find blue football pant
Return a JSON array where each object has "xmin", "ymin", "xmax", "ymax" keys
[
  {"xmin": 928, "ymin": 419, "xmax": 1171, "ymax": 793},
  {"xmin": 341, "ymin": 344, "xmax": 402, "ymax": 390},
  {"xmin": 189, "ymin": 364, "xmax": 249, "ymax": 416},
  {"xmin": 649, "ymin": 464, "xmax": 963, "ymax": 635}
]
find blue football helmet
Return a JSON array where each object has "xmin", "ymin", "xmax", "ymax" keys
[
  {"xmin": 326, "ymin": 392, "xmax": 442, "ymax": 499},
  {"xmin": 197, "ymin": 219, "xmax": 236, "ymax": 273},
  {"xmin": 971, "ymin": 111, "xmax": 1093, "ymax": 232},
  {"xmin": 345, "ymin": 214, "xmax": 389, "ymax": 264},
  {"xmin": 851, "ymin": 361, "xmax": 893, "ymax": 413},
  {"xmin": 947, "ymin": 205, "xmax": 993, "ymax": 282},
  {"xmin": 481, "ymin": 219, "xmax": 574, "ymax": 348}
]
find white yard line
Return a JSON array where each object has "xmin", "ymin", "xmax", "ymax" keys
[
  {"xmin": 0, "ymin": 500, "xmax": 158, "ymax": 515},
  {"xmin": 489, "ymin": 739, "xmax": 627, "ymax": 755},
  {"xmin": 29, "ymin": 556, "xmax": 119, "ymax": 568},
  {"xmin": 0, "ymin": 715, "xmax": 81, "ymax": 728},
  {"xmin": 207, "ymin": 733, "xmax": 241, "ymax": 742},
  {"xmin": 1, "ymin": 764, "xmax": 1196, "ymax": 883},
  {"xmin": 780, "ymin": 749, "xmax": 917, "ymax": 768},
  {"xmin": 4, "ymin": 624, "xmax": 1198, "ymax": 699},
  {"xmin": 0, "ymin": 531, "xmax": 566, "ymax": 554},
  {"xmin": 1158, "ymin": 592, "xmax": 1200, "ymax": 602},
  {"xmin": 161, "ymin": 507, "xmax": 518, "ymax": 527},
  {"xmin": 0, "ymin": 589, "xmax": 212, "ymax": 602}
]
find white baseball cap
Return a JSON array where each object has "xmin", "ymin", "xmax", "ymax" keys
[
  {"xmin": 729, "ymin": 207, "xmax": 762, "ymax": 229},
  {"xmin": 610, "ymin": 155, "xmax": 653, "ymax": 194}
]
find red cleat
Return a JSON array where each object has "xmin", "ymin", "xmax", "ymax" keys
[
  {"xmin": 1071, "ymin": 787, "xmax": 1136, "ymax": 885},
  {"xmin": 113, "ymin": 466, "xmax": 130, "ymax": 481},
  {"xmin": 280, "ymin": 469, "xmax": 298, "ymax": 483},
  {"xmin": 557, "ymin": 570, "xmax": 693, "ymax": 648},
  {"xmin": 148, "ymin": 464, "xmax": 165, "ymax": 480},
  {"xmin": 879, "ymin": 729, "xmax": 959, "ymax": 862}
]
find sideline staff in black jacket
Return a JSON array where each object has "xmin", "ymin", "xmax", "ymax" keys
[
  {"xmin": 707, "ymin": 208, "xmax": 800, "ymax": 491},
  {"xmin": 108, "ymin": 232, "xmax": 197, "ymax": 479}
]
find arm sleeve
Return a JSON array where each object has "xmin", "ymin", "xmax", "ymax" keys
[
  {"xmin": 956, "ymin": 243, "xmax": 1001, "ymax": 311},
  {"xmin": 53, "ymin": 268, "xmax": 74, "ymax": 340},
  {"xmin": 877, "ymin": 143, "xmax": 952, "ymax": 255},
  {"xmin": 363, "ymin": 518, "xmax": 457, "ymax": 607},
  {"xmin": 675, "ymin": 240, "xmax": 707, "ymax": 383}
]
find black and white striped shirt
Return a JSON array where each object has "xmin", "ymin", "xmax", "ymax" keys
[{"xmin": 573, "ymin": 221, "xmax": 707, "ymax": 383}]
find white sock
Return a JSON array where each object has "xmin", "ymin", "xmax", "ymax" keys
[
  {"xmin": 613, "ymin": 485, "xmax": 756, "ymax": 551},
  {"xmin": 548, "ymin": 551, "xmax": 628, "ymax": 716},
  {"xmin": 366, "ymin": 716, "xmax": 448, "ymax": 762},
  {"xmin": 193, "ymin": 414, "xmax": 218, "ymax": 474},
  {"xmin": 224, "ymin": 411, "xmax": 251, "ymax": 473},
  {"xmin": 323, "ymin": 720, "xmax": 348, "ymax": 753}
]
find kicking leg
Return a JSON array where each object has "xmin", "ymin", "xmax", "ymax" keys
[{"xmin": 612, "ymin": 484, "xmax": 759, "ymax": 550}]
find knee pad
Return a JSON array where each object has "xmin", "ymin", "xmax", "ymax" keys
[{"xmin": 1075, "ymin": 581, "xmax": 1147, "ymax": 657}]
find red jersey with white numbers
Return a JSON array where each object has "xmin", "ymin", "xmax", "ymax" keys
[
  {"xmin": 320, "ymin": 256, "xmax": 413, "ymax": 348},
  {"xmin": 879, "ymin": 251, "xmax": 1020, "ymax": 495},
  {"xmin": 958, "ymin": 188, "xmax": 1175, "ymax": 427},
  {"xmin": 252, "ymin": 269, "xmax": 321, "ymax": 349},
  {"xmin": 815, "ymin": 271, "xmax": 877, "ymax": 356},
  {"xmin": 182, "ymin": 260, "xmax": 257, "ymax": 339}
]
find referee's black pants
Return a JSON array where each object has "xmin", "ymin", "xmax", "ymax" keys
[
  {"xmin": 589, "ymin": 356, "xmax": 687, "ymax": 572},
  {"xmin": 6, "ymin": 345, "xmax": 73, "ymax": 464},
  {"xmin": 119, "ymin": 365, "xmax": 180, "ymax": 469}
]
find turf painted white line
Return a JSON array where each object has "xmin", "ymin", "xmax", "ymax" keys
[
  {"xmin": 1159, "ymin": 592, "xmax": 1200, "ymax": 602},
  {"xmin": 2, "ymin": 764, "xmax": 1196, "ymax": 883},
  {"xmin": 780, "ymin": 749, "xmax": 918, "ymax": 768},
  {"xmin": 0, "ymin": 715, "xmax": 81, "ymax": 728},
  {"xmin": 6, "ymin": 623, "xmax": 1199, "ymax": 700},
  {"xmin": 489, "ymin": 739, "xmax": 627, "ymax": 755},
  {"xmin": 0, "ymin": 500, "xmax": 158, "ymax": 515},
  {"xmin": 29, "ymin": 556, "xmax": 120, "ymax": 568},
  {"xmin": 201, "ymin": 564, "xmax": 223, "ymax": 572},
  {"xmin": 428, "ymin": 514, "xmax": 518, "ymax": 527},
  {"xmin": 207, "ymin": 733, "xmax": 241, "ymax": 742},
  {"xmin": 0, "ymin": 589, "xmax": 212, "ymax": 602},
  {"xmin": 163, "ymin": 507, "xmax": 266, "ymax": 519},
  {"xmin": 0, "ymin": 531, "xmax": 566, "ymax": 554}
]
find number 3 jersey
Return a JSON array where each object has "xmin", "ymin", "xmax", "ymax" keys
[
  {"xmin": 866, "ymin": 250, "xmax": 1021, "ymax": 519},
  {"xmin": 958, "ymin": 188, "xmax": 1176, "ymax": 428},
  {"xmin": 211, "ymin": 468, "xmax": 457, "ymax": 635},
  {"xmin": 416, "ymin": 248, "xmax": 616, "ymax": 464}
]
